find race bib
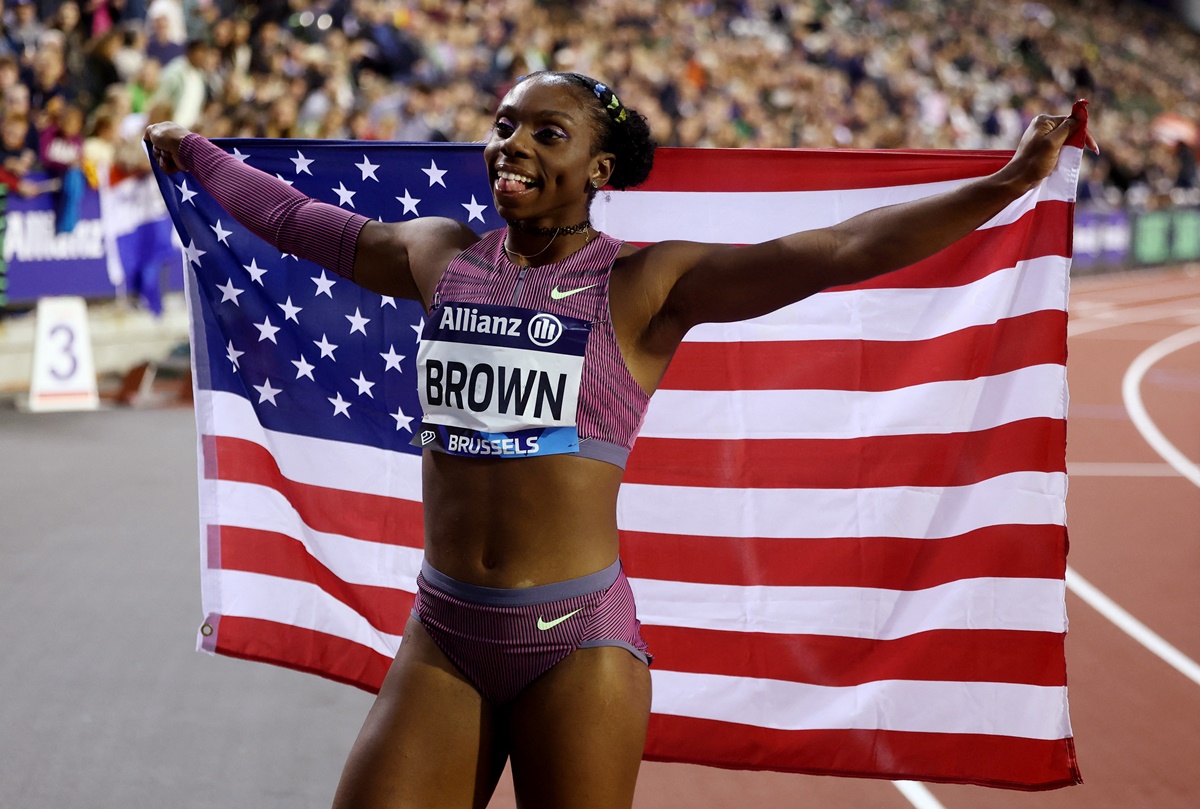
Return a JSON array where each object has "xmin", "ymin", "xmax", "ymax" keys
[{"xmin": 413, "ymin": 301, "xmax": 591, "ymax": 458}]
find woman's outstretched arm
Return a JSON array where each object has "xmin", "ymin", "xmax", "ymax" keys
[
  {"xmin": 641, "ymin": 105, "xmax": 1096, "ymax": 340},
  {"xmin": 144, "ymin": 122, "xmax": 478, "ymax": 307}
]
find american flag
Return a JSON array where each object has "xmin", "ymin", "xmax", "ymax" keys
[{"xmin": 154, "ymin": 133, "xmax": 1082, "ymax": 790}]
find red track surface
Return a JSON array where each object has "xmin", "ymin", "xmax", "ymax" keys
[{"xmin": 487, "ymin": 266, "xmax": 1200, "ymax": 808}]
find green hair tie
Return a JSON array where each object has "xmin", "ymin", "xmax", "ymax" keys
[{"xmin": 592, "ymin": 82, "xmax": 629, "ymax": 125}]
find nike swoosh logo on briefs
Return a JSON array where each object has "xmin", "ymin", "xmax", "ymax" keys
[
  {"xmin": 536, "ymin": 608, "xmax": 583, "ymax": 631},
  {"xmin": 549, "ymin": 284, "xmax": 599, "ymax": 300}
]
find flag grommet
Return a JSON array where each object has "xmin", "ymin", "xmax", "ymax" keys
[{"xmin": 200, "ymin": 623, "xmax": 214, "ymax": 637}]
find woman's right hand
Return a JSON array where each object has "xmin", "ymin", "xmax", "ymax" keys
[{"xmin": 143, "ymin": 121, "xmax": 192, "ymax": 174}]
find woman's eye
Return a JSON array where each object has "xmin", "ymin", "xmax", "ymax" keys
[
  {"xmin": 536, "ymin": 128, "xmax": 566, "ymax": 141},
  {"xmin": 494, "ymin": 119, "xmax": 514, "ymax": 135}
]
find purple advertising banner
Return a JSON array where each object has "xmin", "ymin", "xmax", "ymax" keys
[
  {"xmin": 2, "ymin": 179, "xmax": 184, "ymax": 306},
  {"xmin": 1072, "ymin": 207, "xmax": 1131, "ymax": 271},
  {"xmin": 3, "ymin": 185, "xmax": 113, "ymax": 302}
]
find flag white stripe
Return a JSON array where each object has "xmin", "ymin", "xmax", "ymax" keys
[
  {"xmin": 213, "ymin": 479, "xmax": 423, "ymax": 589},
  {"xmin": 632, "ymin": 576, "xmax": 1068, "ymax": 636},
  {"xmin": 212, "ymin": 574, "xmax": 1070, "ymax": 739},
  {"xmin": 206, "ymin": 390, "xmax": 424, "ymax": 499},
  {"xmin": 649, "ymin": 670, "xmax": 1072, "ymax": 740},
  {"xmin": 213, "ymin": 452, "xmax": 1063, "ymax": 548},
  {"xmin": 685, "ymin": 256, "xmax": 1068, "ymax": 344},
  {"xmin": 642, "ymin": 365, "xmax": 1067, "ymax": 440},
  {"xmin": 212, "ymin": 481, "xmax": 1066, "ymax": 637},
  {"xmin": 205, "ymin": 364, "xmax": 1067, "ymax": 491},
  {"xmin": 213, "ymin": 569, "xmax": 403, "ymax": 657},
  {"xmin": 596, "ymin": 152, "xmax": 1079, "ymax": 244},
  {"xmin": 618, "ymin": 471, "xmax": 1066, "ymax": 539}
]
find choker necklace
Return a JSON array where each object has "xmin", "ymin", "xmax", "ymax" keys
[
  {"xmin": 509, "ymin": 218, "xmax": 591, "ymax": 236},
  {"xmin": 503, "ymin": 225, "xmax": 593, "ymax": 263}
]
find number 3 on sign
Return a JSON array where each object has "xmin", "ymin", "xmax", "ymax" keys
[
  {"xmin": 29, "ymin": 296, "xmax": 100, "ymax": 412},
  {"xmin": 48, "ymin": 324, "xmax": 79, "ymax": 381}
]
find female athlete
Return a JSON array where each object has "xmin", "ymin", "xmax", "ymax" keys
[{"xmin": 145, "ymin": 71, "xmax": 1093, "ymax": 809}]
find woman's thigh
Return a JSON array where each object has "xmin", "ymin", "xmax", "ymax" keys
[
  {"xmin": 507, "ymin": 646, "xmax": 652, "ymax": 809},
  {"xmin": 331, "ymin": 615, "xmax": 508, "ymax": 809}
]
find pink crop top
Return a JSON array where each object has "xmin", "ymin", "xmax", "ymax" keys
[{"xmin": 414, "ymin": 230, "xmax": 650, "ymax": 469}]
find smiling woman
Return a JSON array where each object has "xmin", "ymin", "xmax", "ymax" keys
[{"xmin": 144, "ymin": 70, "xmax": 1090, "ymax": 809}]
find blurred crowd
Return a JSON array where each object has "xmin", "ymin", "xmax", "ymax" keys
[{"xmin": 1, "ymin": 0, "xmax": 1198, "ymax": 214}]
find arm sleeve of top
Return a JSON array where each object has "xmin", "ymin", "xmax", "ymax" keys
[{"xmin": 176, "ymin": 133, "xmax": 369, "ymax": 281}]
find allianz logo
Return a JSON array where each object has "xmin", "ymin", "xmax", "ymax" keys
[{"xmin": 437, "ymin": 306, "xmax": 563, "ymax": 347}]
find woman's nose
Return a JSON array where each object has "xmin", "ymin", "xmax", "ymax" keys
[{"xmin": 501, "ymin": 127, "xmax": 533, "ymax": 157}]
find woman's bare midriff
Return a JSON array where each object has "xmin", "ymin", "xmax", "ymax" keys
[{"xmin": 420, "ymin": 449, "xmax": 626, "ymax": 589}]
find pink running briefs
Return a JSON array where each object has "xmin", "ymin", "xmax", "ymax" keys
[{"xmin": 413, "ymin": 559, "xmax": 651, "ymax": 705}]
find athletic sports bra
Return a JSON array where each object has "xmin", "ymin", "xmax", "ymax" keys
[{"xmin": 413, "ymin": 229, "xmax": 649, "ymax": 469}]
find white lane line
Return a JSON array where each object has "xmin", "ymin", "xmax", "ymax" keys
[
  {"xmin": 1066, "ymin": 568, "xmax": 1200, "ymax": 688},
  {"xmin": 1069, "ymin": 296, "xmax": 1200, "ymax": 336},
  {"xmin": 1064, "ymin": 322, "xmax": 1200, "ymax": 688},
  {"xmin": 1073, "ymin": 281, "xmax": 1200, "ymax": 307},
  {"xmin": 1121, "ymin": 324, "xmax": 1200, "ymax": 487},
  {"xmin": 892, "ymin": 781, "xmax": 947, "ymax": 809},
  {"xmin": 1067, "ymin": 462, "xmax": 1179, "ymax": 477}
]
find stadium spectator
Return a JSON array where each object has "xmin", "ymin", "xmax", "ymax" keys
[
  {"xmin": 357, "ymin": 1, "xmax": 423, "ymax": 80},
  {"xmin": 153, "ymin": 37, "xmax": 210, "ymax": 129},
  {"xmin": 80, "ymin": 0, "xmax": 120, "ymax": 38},
  {"xmin": 127, "ymin": 57, "xmax": 161, "ymax": 116},
  {"xmin": 49, "ymin": 2, "xmax": 88, "ymax": 80},
  {"xmin": 7, "ymin": 0, "xmax": 45, "ymax": 61},
  {"xmin": 3, "ymin": 82, "xmax": 37, "ymax": 146},
  {"xmin": 38, "ymin": 101, "xmax": 86, "ymax": 231},
  {"xmin": 144, "ymin": 6, "xmax": 184, "ymax": 66},
  {"xmin": 112, "ymin": 23, "xmax": 147, "ymax": 82},
  {"xmin": 77, "ymin": 28, "xmax": 123, "ymax": 111},
  {"xmin": 145, "ymin": 0, "xmax": 185, "ymax": 43},
  {"xmin": 0, "ymin": 112, "xmax": 41, "ymax": 193},
  {"xmin": 0, "ymin": 52, "xmax": 20, "ymax": 94},
  {"xmin": 82, "ymin": 105, "xmax": 119, "ymax": 176},
  {"xmin": 28, "ymin": 40, "xmax": 72, "ymax": 127}
]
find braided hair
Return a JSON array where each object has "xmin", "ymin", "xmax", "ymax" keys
[{"xmin": 518, "ymin": 71, "xmax": 656, "ymax": 191}]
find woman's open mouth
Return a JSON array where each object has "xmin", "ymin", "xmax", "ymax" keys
[{"xmin": 494, "ymin": 169, "xmax": 539, "ymax": 197}]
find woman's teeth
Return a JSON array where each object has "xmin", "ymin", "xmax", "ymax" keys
[{"xmin": 497, "ymin": 170, "xmax": 535, "ymax": 192}]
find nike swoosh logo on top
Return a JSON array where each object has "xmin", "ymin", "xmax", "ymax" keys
[
  {"xmin": 537, "ymin": 608, "xmax": 583, "ymax": 631},
  {"xmin": 550, "ymin": 284, "xmax": 598, "ymax": 300}
]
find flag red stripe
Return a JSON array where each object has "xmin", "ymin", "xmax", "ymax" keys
[
  {"xmin": 839, "ymin": 202, "xmax": 1071, "ymax": 291},
  {"xmin": 213, "ymin": 523, "xmax": 1060, "ymax": 648},
  {"xmin": 210, "ymin": 420, "xmax": 1068, "ymax": 530},
  {"xmin": 662, "ymin": 311, "xmax": 1066, "ymax": 392},
  {"xmin": 639, "ymin": 147, "xmax": 1011, "ymax": 192},
  {"xmin": 643, "ymin": 716, "xmax": 1081, "ymax": 790},
  {"xmin": 213, "ymin": 615, "xmax": 389, "ymax": 692},
  {"xmin": 625, "ymin": 200, "xmax": 1070, "ymax": 275},
  {"xmin": 215, "ymin": 526, "xmax": 415, "ymax": 635},
  {"xmin": 620, "ymin": 524, "xmax": 1068, "ymax": 588},
  {"xmin": 213, "ymin": 616, "xmax": 1081, "ymax": 788},
  {"xmin": 625, "ymin": 418, "xmax": 1066, "ymax": 490},
  {"xmin": 215, "ymin": 517, "xmax": 1067, "ymax": 601},
  {"xmin": 204, "ymin": 435, "xmax": 424, "ymax": 547},
  {"xmin": 642, "ymin": 626, "xmax": 1066, "ymax": 686}
]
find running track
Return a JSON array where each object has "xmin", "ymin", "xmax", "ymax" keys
[{"xmin": 1, "ymin": 267, "xmax": 1197, "ymax": 807}]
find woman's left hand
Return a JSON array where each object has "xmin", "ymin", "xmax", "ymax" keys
[{"xmin": 1004, "ymin": 101, "xmax": 1100, "ymax": 190}]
